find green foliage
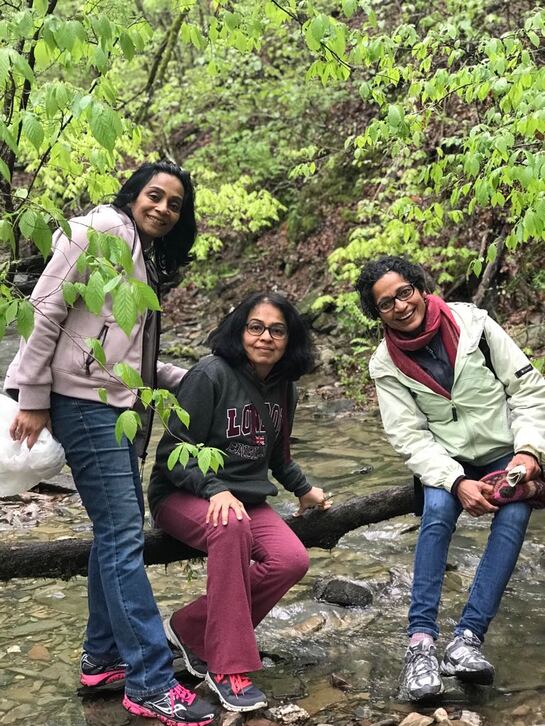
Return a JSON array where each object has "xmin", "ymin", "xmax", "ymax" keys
[
  {"xmin": 4, "ymin": 0, "xmax": 545, "ymax": 441},
  {"xmin": 167, "ymin": 442, "xmax": 225, "ymax": 476},
  {"xmin": 114, "ymin": 410, "xmax": 141, "ymax": 444}
]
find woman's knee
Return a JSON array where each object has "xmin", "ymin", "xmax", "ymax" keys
[
  {"xmin": 494, "ymin": 501, "xmax": 531, "ymax": 532},
  {"xmin": 273, "ymin": 543, "xmax": 310, "ymax": 583},
  {"xmin": 207, "ymin": 513, "xmax": 253, "ymax": 548},
  {"xmin": 422, "ymin": 487, "xmax": 459, "ymax": 527}
]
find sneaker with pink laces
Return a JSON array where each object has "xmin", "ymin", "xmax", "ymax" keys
[
  {"xmin": 205, "ymin": 671, "xmax": 267, "ymax": 712},
  {"xmin": 122, "ymin": 682, "xmax": 216, "ymax": 725}
]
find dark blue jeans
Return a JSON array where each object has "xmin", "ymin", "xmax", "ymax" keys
[
  {"xmin": 408, "ymin": 453, "xmax": 532, "ymax": 641},
  {"xmin": 51, "ymin": 393, "xmax": 176, "ymax": 698}
]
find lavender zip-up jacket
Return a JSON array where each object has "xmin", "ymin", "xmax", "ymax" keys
[{"xmin": 5, "ymin": 205, "xmax": 183, "ymax": 410}]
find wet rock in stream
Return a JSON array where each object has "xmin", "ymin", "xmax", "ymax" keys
[{"xmin": 313, "ymin": 576, "xmax": 374, "ymax": 607}]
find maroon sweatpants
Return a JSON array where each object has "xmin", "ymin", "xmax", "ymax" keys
[{"xmin": 154, "ymin": 490, "xmax": 310, "ymax": 674}]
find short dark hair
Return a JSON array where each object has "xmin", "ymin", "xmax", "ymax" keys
[
  {"xmin": 113, "ymin": 160, "xmax": 197, "ymax": 274},
  {"xmin": 209, "ymin": 292, "xmax": 314, "ymax": 381},
  {"xmin": 355, "ymin": 255, "xmax": 428, "ymax": 319}
]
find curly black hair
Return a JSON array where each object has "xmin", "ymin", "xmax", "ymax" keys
[
  {"xmin": 208, "ymin": 292, "xmax": 314, "ymax": 381},
  {"xmin": 355, "ymin": 255, "xmax": 428, "ymax": 319}
]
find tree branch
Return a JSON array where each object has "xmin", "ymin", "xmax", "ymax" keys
[{"xmin": 0, "ymin": 483, "xmax": 415, "ymax": 580}]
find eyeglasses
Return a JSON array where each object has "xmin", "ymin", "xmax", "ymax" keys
[
  {"xmin": 245, "ymin": 320, "xmax": 288, "ymax": 340},
  {"xmin": 376, "ymin": 284, "xmax": 416, "ymax": 313}
]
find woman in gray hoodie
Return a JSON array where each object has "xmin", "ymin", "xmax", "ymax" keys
[{"xmin": 5, "ymin": 161, "xmax": 216, "ymax": 726}]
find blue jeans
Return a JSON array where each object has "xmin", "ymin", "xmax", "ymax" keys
[
  {"xmin": 408, "ymin": 453, "xmax": 532, "ymax": 641},
  {"xmin": 51, "ymin": 393, "xmax": 176, "ymax": 698}
]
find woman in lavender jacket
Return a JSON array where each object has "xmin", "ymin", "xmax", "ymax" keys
[{"xmin": 5, "ymin": 161, "xmax": 216, "ymax": 726}]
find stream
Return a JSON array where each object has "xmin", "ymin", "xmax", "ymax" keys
[{"xmin": 1, "ymin": 328, "xmax": 545, "ymax": 725}]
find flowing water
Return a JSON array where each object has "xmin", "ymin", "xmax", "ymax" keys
[{"xmin": 1, "ymin": 332, "xmax": 545, "ymax": 725}]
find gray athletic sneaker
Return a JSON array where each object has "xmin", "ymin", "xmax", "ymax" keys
[
  {"xmin": 440, "ymin": 629, "xmax": 495, "ymax": 685},
  {"xmin": 400, "ymin": 640, "xmax": 444, "ymax": 701},
  {"xmin": 164, "ymin": 616, "xmax": 208, "ymax": 679}
]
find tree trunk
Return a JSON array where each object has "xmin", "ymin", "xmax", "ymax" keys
[{"xmin": 0, "ymin": 482, "xmax": 415, "ymax": 581}]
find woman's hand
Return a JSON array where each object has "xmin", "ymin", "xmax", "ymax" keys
[
  {"xmin": 457, "ymin": 478, "xmax": 499, "ymax": 517},
  {"xmin": 206, "ymin": 491, "xmax": 250, "ymax": 527},
  {"xmin": 9, "ymin": 409, "xmax": 51, "ymax": 450},
  {"xmin": 507, "ymin": 453, "xmax": 542, "ymax": 482},
  {"xmin": 293, "ymin": 486, "xmax": 333, "ymax": 517}
]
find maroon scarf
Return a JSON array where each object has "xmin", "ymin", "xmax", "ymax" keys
[{"xmin": 384, "ymin": 295, "xmax": 460, "ymax": 399}]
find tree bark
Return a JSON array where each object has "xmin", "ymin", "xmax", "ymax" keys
[{"xmin": 0, "ymin": 482, "xmax": 415, "ymax": 581}]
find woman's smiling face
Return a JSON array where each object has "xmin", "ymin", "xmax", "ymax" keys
[
  {"xmin": 372, "ymin": 271, "xmax": 427, "ymax": 334},
  {"xmin": 129, "ymin": 172, "xmax": 184, "ymax": 245},
  {"xmin": 242, "ymin": 302, "xmax": 288, "ymax": 379}
]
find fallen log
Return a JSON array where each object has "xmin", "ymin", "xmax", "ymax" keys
[{"xmin": 0, "ymin": 481, "xmax": 415, "ymax": 581}]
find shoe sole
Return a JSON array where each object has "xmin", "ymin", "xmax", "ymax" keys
[
  {"xmin": 79, "ymin": 671, "xmax": 125, "ymax": 690},
  {"xmin": 164, "ymin": 617, "xmax": 207, "ymax": 679},
  {"xmin": 401, "ymin": 681, "xmax": 444, "ymax": 702},
  {"xmin": 204, "ymin": 673, "xmax": 268, "ymax": 713},
  {"xmin": 440, "ymin": 663, "xmax": 494, "ymax": 685},
  {"xmin": 122, "ymin": 695, "xmax": 215, "ymax": 726}
]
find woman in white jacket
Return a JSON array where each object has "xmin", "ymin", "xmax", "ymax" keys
[
  {"xmin": 356, "ymin": 255, "xmax": 545, "ymax": 702},
  {"xmin": 6, "ymin": 161, "xmax": 216, "ymax": 726}
]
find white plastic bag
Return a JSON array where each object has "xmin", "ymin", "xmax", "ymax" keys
[{"xmin": 0, "ymin": 394, "xmax": 65, "ymax": 497}]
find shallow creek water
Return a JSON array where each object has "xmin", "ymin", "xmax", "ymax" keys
[{"xmin": 1, "ymin": 331, "xmax": 545, "ymax": 725}]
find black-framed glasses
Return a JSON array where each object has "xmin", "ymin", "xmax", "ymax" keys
[
  {"xmin": 245, "ymin": 320, "xmax": 288, "ymax": 340},
  {"xmin": 376, "ymin": 284, "xmax": 416, "ymax": 313}
]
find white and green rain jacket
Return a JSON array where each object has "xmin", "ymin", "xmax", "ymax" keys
[{"xmin": 369, "ymin": 302, "xmax": 545, "ymax": 491}]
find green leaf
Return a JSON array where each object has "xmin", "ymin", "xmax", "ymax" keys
[
  {"xmin": 0, "ymin": 219, "xmax": 15, "ymax": 250},
  {"xmin": 0, "ymin": 158, "xmax": 11, "ymax": 182},
  {"xmin": 62, "ymin": 281, "xmax": 79, "ymax": 306},
  {"xmin": 84, "ymin": 270, "xmax": 105, "ymax": 314},
  {"xmin": 0, "ymin": 48, "xmax": 11, "ymax": 87},
  {"xmin": 114, "ymin": 410, "xmax": 140, "ymax": 444},
  {"xmin": 85, "ymin": 337, "xmax": 106, "ymax": 366},
  {"xmin": 18, "ymin": 209, "xmax": 37, "ymax": 240},
  {"xmin": 197, "ymin": 447, "xmax": 212, "ymax": 476},
  {"xmin": 309, "ymin": 14, "xmax": 328, "ymax": 44},
  {"xmin": 174, "ymin": 405, "xmax": 190, "ymax": 428},
  {"xmin": 527, "ymin": 30, "xmax": 540, "ymax": 47},
  {"xmin": 89, "ymin": 103, "xmax": 121, "ymax": 152},
  {"xmin": 113, "ymin": 362, "xmax": 144, "ymax": 389},
  {"xmin": 387, "ymin": 105, "xmax": 403, "ymax": 128},
  {"xmin": 0, "ymin": 119, "xmax": 18, "ymax": 154},
  {"xmin": 5, "ymin": 300, "xmax": 18, "ymax": 325},
  {"xmin": 16, "ymin": 299, "xmax": 34, "ymax": 340},
  {"xmin": 167, "ymin": 443, "xmax": 184, "ymax": 471},
  {"xmin": 140, "ymin": 387, "xmax": 153, "ymax": 408},
  {"xmin": 178, "ymin": 445, "xmax": 190, "ymax": 467},
  {"xmin": 103, "ymin": 274, "xmax": 122, "ymax": 294},
  {"xmin": 112, "ymin": 281, "xmax": 137, "ymax": 336},
  {"xmin": 486, "ymin": 243, "xmax": 497, "ymax": 263},
  {"xmin": 22, "ymin": 112, "xmax": 44, "ymax": 151},
  {"xmin": 209, "ymin": 449, "xmax": 225, "ymax": 473},
  {"xmin": 132, "ymin": 280, "xmax": 161, "ymax": 313},
  {"xmin": 16, "ymin": 208, "xmax": 49, "ymax": 254},
  {"xmin": 119, "ymin": 30, "xmax": 135, "ymax": 60},
  {"xmin": 29, "ymin": 212, "xmax": 52, "ymax": 258},
  {"xmin": 97, "ymin": 387, "xmax": 108, "ymax": 403},
  {"xmin": 342, "ymin": 0, "xmax": 357, "ymax": 18},
  {"xmin": 107, "ymin": 235, "xmax": 134, "ymax": 274},
  {"xmin": 10, "ymin": 50, "xmax": 34, "ymax": 83},
  {"xmin": 33, "ymin": 0, "xmax": 49, "ymax": 16}
]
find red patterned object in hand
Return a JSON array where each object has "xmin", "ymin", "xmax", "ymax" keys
[{"xmin": 481, "ymin": 470, "xmax": 545, "ymax": 509}]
